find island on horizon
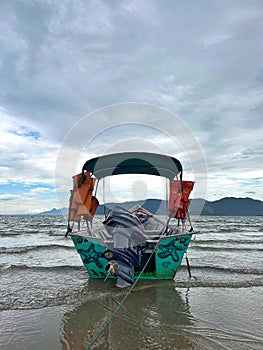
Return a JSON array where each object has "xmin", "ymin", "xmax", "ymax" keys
[{"xmin": 39, "ymin": 197, "xmax": 263, "ymax": 216}]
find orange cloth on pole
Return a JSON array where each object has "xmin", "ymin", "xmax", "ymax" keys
[
  {"xmin": 168, "ymin": 180, "xmax": 194, "ymax": 219},
  {"xmin": 68, "ymin": 172, "xmax": 98, "ymax": 222}
]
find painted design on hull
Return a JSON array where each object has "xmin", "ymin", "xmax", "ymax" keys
[
  {"xmin": 78, "ymin": 243, "xmax": 104, "ymax": 269},
  {"xmin": 71, "ymin": 234, "xmax": 192, "ymax": 281},
  {"xmin": 71, "ymin": 235, "xmax": 108, "ymax": 279},
  {"xmin": 155, "ymin": 236, "xmax": 191, "ymax": 279},
  {"xmin": 157, "ymin": 236, "xmax": 190, "ymax": 262},
  {"xmin": 157, "ymin": 240, "xmax": 184, "ymax": 262}
]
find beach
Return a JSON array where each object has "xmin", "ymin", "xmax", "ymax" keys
[{"xmin": 1, "ymin": 215, "xmax": 263, "ymax": 350}]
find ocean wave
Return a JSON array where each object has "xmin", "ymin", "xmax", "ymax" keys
[
  {"xmin": 0, "ymin": 229, "xmax": 40, "ymax": 236},
  {"xmin": 195, "ymin": 227, "xmax": 263, "ymax": 234},
  {"xmin": 0, "ymin": 263, "xmax": 84, "ymax": 272},
  {"xmin": 38, "ymin": 223, "xmax": 65, "ymax": 229},
  {"xmin": 1, "ymin": 277, "xmax": 262, "ymax": 312},
  {"xmin": 2, "ymin": 262, "xmax": 261, "ymax": 276},
  {"xmin": 0, "ymin": 244, "xmax": 75, "ymax": 254},
  {"xmin": 192, "ymin": 238, "xmax": 263, "ymax": 244},
  {"xmin": 47, "ymin": 230, "xmax": 65, "ymax": 236},
  {"xmin": 217, "ymin": 227, "xmax": 258, "ymax": 233},
  {"xmin": 0, "ymin": 284, "xmax": 117, "ymax": 311},
  {"xmin": 0, "ymin": 232, "xmax": 22, "ymax": 237},
  {"xmin": 180, "ymin": 264, "xmax": 263, "ymax": 275},
  {"xmin": 174, "ymin": 279, "xmax": 263, "ymax": 288},
  {"xmin": 189, "ymin": 245, "xmax": 263, "ymax": 252}
]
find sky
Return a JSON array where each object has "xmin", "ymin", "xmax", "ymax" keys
[{"xmin": 0, "ymin": 0, "xmax": 263, "ymax": 214}]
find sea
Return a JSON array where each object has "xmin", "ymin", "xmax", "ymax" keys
[{"xmin": 0, "ymin": 215, "xmax": 262, "ymax": 350}]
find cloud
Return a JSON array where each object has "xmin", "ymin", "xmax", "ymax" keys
[
  {"xmin": 0, "ymin": 194, "xmax": 20, "ymax": 201},
  {"xmin": 0, "ymin": 0, "xmax": 263, "ymax": 213},
  {"xmin": 0, "ymin": 109, "xmax": 59, "ymax": 186},
  {"xmin": 0, "ymin": 183, "xmax": 57, "ymax": 214}
]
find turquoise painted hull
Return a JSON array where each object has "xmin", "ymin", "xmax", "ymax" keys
[{"xmin": 71, "ymin": 234, "xmax": 192, "ymax": 280}]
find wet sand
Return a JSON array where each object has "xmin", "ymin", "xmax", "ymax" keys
[{"xmin": 1, "ymin": 284, "xmax": 262, "ymax": 350}]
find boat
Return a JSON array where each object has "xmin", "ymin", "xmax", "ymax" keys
[{"xmin": 65, "ymin": 152, "xmax": 195, "ymax": 288}]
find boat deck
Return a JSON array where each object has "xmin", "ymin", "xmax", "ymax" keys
[{"xmin": 76, "ymin": 210, "xmax": 187, "ymax": 247}]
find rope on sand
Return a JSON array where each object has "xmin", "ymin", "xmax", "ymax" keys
[{"xmin": 85, "ymin": 238, "xmax": 162, "ymax": 350}]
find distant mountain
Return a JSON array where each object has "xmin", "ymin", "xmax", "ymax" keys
[
  {"xmin": 39, "ymin": 207, "xmax": 68, "ymax": 216},
  {"xmin": 95, "ymin": 198, "xmax": 167, "ymax": 215},
  {"xmin": 197, "ymin": 197, "xmax": 263, "ymax": 216},
  {"xmin": 38, "ymin": 197, "xmax": 263, "ymax": 216}
]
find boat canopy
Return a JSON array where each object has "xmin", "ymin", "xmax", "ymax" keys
[{"xmin": 81, "ymin": 152, "xmax": 182, "ymax": 180}]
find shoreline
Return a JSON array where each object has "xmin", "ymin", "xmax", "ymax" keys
[{"xmin": 1, "ymin": 286, "xmax": 262, "ymax": 350}]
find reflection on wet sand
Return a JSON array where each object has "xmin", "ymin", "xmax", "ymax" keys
[{"xmin": 60, "ymin": 280, "xmax": 196, "ymax": 350}]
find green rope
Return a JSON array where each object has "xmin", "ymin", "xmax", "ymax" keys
[{"xmin": 85, "ymin": 238, "xmax": 162, "ymax": 350}]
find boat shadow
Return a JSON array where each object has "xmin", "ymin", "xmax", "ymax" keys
[{"xmin": 60, "ymin": 280, "xmax": 197, "ymax": 350}]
